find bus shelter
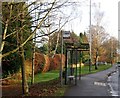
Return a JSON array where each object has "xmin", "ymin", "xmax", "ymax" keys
[{"xmin": 64, "ymin": 42, "xmax": 89, "ymax": 85}]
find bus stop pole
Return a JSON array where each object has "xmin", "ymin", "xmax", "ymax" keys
[
  {"xmin": 70, "ymin": 50, "xmax": 73, "ymax": 75},
  {"xmin": 75, "ymin": 49, "xmax": 78, "ymax": 85},
  {"xmin": 79, "ymin": 51, "xmax": 81, "ymax": 80},
  {"xmin": 65, "ymin": 49, "xmax": 67, "ymax": 85}
]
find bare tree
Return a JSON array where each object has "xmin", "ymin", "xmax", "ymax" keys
[
  {"xmin": 29, "ymin": 0, "xmax": 83, "ymax": 86},
  {"xmin": 87, "ymin": 2, "xmax": 109, "ymax": 69},
  {"xmin": 90, "ymin": 25, "xmax": 109, "ymax": 69}
]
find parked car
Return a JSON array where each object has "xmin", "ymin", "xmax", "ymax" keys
[
  {"xmin": 96, "ymin": 62, "xmax": 107, "ymax": 65},
  {"xmin": 84, "ymin": 61, "xmax": 94, "ymax": 66}
]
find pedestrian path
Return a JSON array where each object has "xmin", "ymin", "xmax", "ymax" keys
[{"xmin": 64, "ymin": 65, "xmax": 117, "ymax": 96}]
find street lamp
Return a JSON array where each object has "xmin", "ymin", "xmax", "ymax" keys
[
  {"xmin": 59, "ymin": 17, "xmax": 63, "ymax": 86},
  {"xmin": 89, "ymin": 0, "xmax": 92, "ymax": 72}
]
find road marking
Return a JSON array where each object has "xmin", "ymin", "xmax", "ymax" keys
[{"xmin": 94, "ymin": 81, "xmax": 106, "ymax": 86}]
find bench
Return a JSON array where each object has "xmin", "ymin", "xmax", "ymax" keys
[{"xmin": 67, "ymin": 75, "xmax": 75, "ymax": 81}]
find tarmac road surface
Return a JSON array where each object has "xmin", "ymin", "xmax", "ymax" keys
[
  {"xmin": 64, "ymin": 64, "xmax": 118, "ymax": 96},
  {"xmin": 107, "ymin": 64, "xmax": 120, "ymax": 96}
]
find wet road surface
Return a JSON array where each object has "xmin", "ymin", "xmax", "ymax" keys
[
  {"xmin": 64, "ymin": 65, "xmax": 118, "ymax": 96},
  {"xmin": 107, "ymin": 65, "xmax": 120, "ymax": 96}
]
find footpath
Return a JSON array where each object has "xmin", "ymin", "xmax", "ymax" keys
[{"xmin": 64, "ymin": 65, "xmax": 117, "ymax": 96}]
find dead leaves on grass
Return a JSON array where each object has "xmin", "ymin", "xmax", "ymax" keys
[{"xmin": 29, "ymin": 78, "xmax": 61, "ymax": 96}]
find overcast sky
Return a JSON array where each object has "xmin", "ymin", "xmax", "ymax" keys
[{"xmin": 63, "ymin": 0, "xmax": 119, "ymax": 39}]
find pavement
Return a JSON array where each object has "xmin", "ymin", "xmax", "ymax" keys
[{"xmin": 64, "ymin": 64, "xmax": 117, "ymax": 96}]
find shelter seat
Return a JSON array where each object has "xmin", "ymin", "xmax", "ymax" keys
[
  {"xmin": 67, "ymin": 75, "xmax": 75, "ymax": 84},
  {"xmin": 67, "ymin": 75, "xmax": 75, "ymax": 80}
]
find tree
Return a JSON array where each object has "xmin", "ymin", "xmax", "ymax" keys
[
  {"xmin": 2, "ymin": 2, "xmax": 33, "ymax": 78},
  {"xmin": 79, "ymin": 32, "xmax": 89, "ymax": 63},
  {"xmin": 29, "ymin": 0, "xmax": 72, "ymax": 85},
  {"xmin": 34, "ymin": 0, "xmax": 83, "ymax": 56},
  {"xmin": 1, "ymin": 0, "xmax": 57, "ymax": 95},
  {"xmin": 87, "ymin": 3, "xmax": 109, "ymax": 69},
  {"xmin": 90, "ymin": 25, "xmax": 109, "ymax": 69},
  {"xmin": 39, "ymin": 44, "xmax": 48, "ymax": 54},
  {"xmin": 1, "ymin": 2, "xmax": 34, "ymax": 94},
  {"xmin": 49, "ymin": 31, "xmax": 80, "ymax": 55},
  {"xmin": 101, "ymin": 37, "xmax": 118, "ymax": 64}
]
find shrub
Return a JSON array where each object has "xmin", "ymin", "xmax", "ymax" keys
[
  {"xmin": 2, "ymin": 53, "xmax": 21, "ymax": 78},
  {"xmin": 42, "ymin": 55, "xmax": 50, "ymax": 73},
  {"xmin": 34, "ymin": 53, "xmax": 52, "ymax": 73},
  {"xmin": 34, "ymin": 53, "xmax": 45, "ymax": 74},
  {"xmin": 49, "ymin": 54, "xmax": 65, "ymax": 70}
]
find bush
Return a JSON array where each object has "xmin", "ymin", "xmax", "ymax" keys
[
  {"xmin": 34, "ymin": 53, "xmax": 52, "ymax": 73},
  {"xmin": 42, "ymin": 55, "xmax": 50, "ymax": 73},
  {"xmin": 49, "ymin": 54, "xmax": 65, "ymax": 70},
  {"xmin": 2, "ymin": 53, "xmax": 21, "ymax": 78},
  {"xmin": 24, "ymin": 53, "xmax": 65, "ymax": 76},
  {"xmin": 34, "ymin": 53, "xmax": 45, "ymax": 74}
]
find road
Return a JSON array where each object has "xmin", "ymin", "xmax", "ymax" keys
[
  {"xmin": 107, "ymin": 64, "xmax": 120, "ymax": 96},
  {"xmin": 64, "ymin": 64, "xmax": 118, "ymax": 96}
]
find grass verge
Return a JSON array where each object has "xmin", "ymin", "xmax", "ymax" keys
[
  {"xmin": 29, "ymin": 70, "xmax": 59, "ymax": 83},
  {"xmin": 29, "ymin": 64, "xmax": 112, "ymax": 96},
  {"xmin": 81, "ymin": 64, "xmax": 112, "ymax": 75},
  {"xmin": 2, "ymin": 64, "xmax": 112, "ymax": 96}
]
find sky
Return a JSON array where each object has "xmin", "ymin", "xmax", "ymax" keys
[{"xmin": 63, "ymin": 0, "xmax": 120, "ymax": 39}]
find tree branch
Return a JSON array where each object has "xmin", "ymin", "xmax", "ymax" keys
[
  {"xmin": 1, "ymin": 0, "xmax": 56, "ymax": 58},
  {"xmin": 29, "ymin": 29, "xmax": 57, "ymax": 41}
]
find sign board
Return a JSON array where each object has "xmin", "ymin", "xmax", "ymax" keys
[{"xmin": 63, "ymin": 31, "xmax": 70, "ymax": 39}]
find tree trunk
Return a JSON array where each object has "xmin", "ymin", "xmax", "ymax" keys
[
  {"xmin": 94, "ymin": 57, "xmax": 98, "ymax": 70},
  {"xmin": 31, "ymin": 43, "xmax": 35, "ymax": 84},
  {"xmin": 20, "ymin": 46, "xmax": 29, "ymax": 95},
  {"xmin": 95, "ymin": 50, "xmax": 98, "ymax": 70},
  {"xmin": 18, "ymin": 30, "xmax": 29, "ymax": 95},
  {"xmin": 19, "ymin": 13, "xmax": 29, "ymax": 95}
]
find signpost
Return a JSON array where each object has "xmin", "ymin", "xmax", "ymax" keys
[
  {"xmin": 63, "ymin": 31, "xmax": 70, "ymax": 39},
  {"xmin": 60, "ymin": 31, "xmax": 70, "ymax": 86}
]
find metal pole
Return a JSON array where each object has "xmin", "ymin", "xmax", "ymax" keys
[
  {"xmin": 75, "ymin": 49, "xmax": 77, "ymax": 85},
  {"xmin": 70, "ymin": 50, "xmax": 73, "ymax": 75},
  {"xmin": 60, "ymin": 30, "xmax": 63, "ymax": 86},
  {"xmin": 65, "ymin": 48, "xmax": 67, "ymax": 85},
  {"xmin": 79, "ymin": 51, "xmax": 81, "ymax": 80},
  {"xmin": 89, "ymin": 0, "xmax": 92, "ymax": 72}
]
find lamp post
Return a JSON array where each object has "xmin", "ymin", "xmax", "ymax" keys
[
  {"xmin": 60, "ymin": 31, "xmax": 63, "ymax": 86},
  {"xmin": 89, "ymin": 0, "xmax": 92, "ymax": 72},
  {"xmin": 59, "ymin": 17, "xmax": 63, "ymax": 86}
]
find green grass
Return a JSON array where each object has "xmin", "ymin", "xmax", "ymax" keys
[
  {"xmin": 80, "ymin": 64, "xmax": 112, "ymax": 75},
  {"xmin": 28, "ymin": 70, "xmax": 59, "ymax": 83},
  {"xmin": 27, "ymin": 64, "xmax": 112, "ymax": 96},
  {"xmin": 30, "ymin": 64, "xmax": 112, "ymax": 84}
]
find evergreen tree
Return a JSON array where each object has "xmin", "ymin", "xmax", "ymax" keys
[{"xmin": 2, "ymin": 2, "xmax": 32, "ymax": 78}]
